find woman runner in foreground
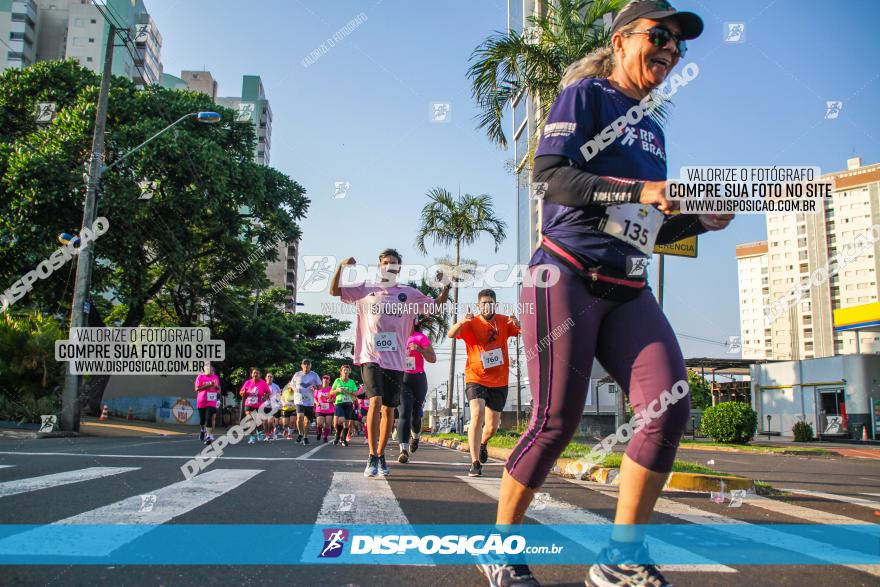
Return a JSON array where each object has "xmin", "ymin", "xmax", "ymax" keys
[{"xmin": 478, "ymin": 2, "xmax": 732, "ymax": 586}]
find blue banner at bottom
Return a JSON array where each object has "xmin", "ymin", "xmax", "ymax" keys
[{"xmin": 0, "ymin": 524, "xmax": 876, "ymax": 565}]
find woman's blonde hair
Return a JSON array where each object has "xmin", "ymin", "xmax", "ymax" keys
[{"xmin": 560, "ymin": 19, "xmax": 640, "ymax": 89}]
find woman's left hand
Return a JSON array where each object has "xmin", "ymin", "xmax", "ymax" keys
[{"xmin": 699, "ymin": 213, "xmax": 734, "ymax": 231}]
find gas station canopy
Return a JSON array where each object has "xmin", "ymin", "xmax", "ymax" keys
[{"xmin": 833, "ymin": 301, "xmax": 880, "ymax": 332}]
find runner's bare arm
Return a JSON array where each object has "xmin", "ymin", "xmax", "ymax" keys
[
  {"xmin": 416, "ymin": 341, "xmax": 437, "ymax": 364},
  {"xmin": 434, "ymin": 280, "xmax": 452, "ymax": 305},
  {"xmin": 329, "ymin": 257, "xmax": 356, "ymax": 297},
  {"xmin": 447, "ymin": 307, "xmax": 474, "ymax": 338}
]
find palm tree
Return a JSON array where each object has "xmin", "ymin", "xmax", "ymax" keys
[
  {"xmin": 468, "ymin": 0, "xmax": 629, "ymax": 153},
  {"xmin": 407, "ymin": 279, "xmax": 450, "ymax": 344},
  {"xmin": 415, "ymin": 188, "xmax": 507, "ymax": 415}
]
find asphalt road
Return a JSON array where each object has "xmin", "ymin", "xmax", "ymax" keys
[{"xmin": 0, "ymin": 432, "xmax": 878, "ymax": 587}]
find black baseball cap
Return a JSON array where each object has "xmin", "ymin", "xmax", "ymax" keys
[{"xmin": 611, "ymin": 0, "xmax": 704, "ymax": 40}]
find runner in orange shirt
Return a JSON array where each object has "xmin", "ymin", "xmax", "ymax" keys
[{"xmin": 448, "ymin": 288, "xmax": 520, "ymax": 477}]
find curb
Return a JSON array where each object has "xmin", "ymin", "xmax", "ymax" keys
[
  {"xmin": 425, "ymin": 437, "xmax": 755, "ymax": 492},
  {"xmin": 678, "ymin": 443, "xmax": 830, "ymax": 457},
  {"xmin": 0, "ymin": 429, "xmax": 82, "ymax": 440}
]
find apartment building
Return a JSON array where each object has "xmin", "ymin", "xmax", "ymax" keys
[
  {"xmin": 3, "ymin": 0, "xmax": 162, "ymax": 85},
  {"xmin": 163, "ymin": 70, "xmax": 296, "ymax": 311},
  {"xmin": 0, "ymin": 0, "xmax": 39, "ymax": 71},
  {"xmin": 737, "ymin": 157, "xmax": 880, "ymax": 360}
]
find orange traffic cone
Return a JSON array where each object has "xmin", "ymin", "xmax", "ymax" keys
[
  {"xmin": 100, "ymin": 405, "xmax": 109, "ymax": 420},
  {"xmin": 127, "ymin": 406, "xmax": 134, "ymax": 421}
]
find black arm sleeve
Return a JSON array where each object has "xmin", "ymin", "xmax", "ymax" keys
[
  {"xmin": 655, "ymin": 214, "xmax": 708, "ymax": 245},
  {"xmin": 533, "ymin": 155, "xmax": 645, "ymax": 207}
]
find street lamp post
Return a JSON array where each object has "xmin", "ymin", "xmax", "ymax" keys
[{"xmin": 59, "ymin": 108, "xmax": 221, "ymax": 432}]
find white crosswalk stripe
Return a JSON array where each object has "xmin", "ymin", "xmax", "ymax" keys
[
  {"xmin": 778, "ymin": 487, "xmax": 880, "ymax": 509},
  {"xmin": 0, "ymin": 465, "xmax": 14, "ymax": 469},
  {"xmin": 566, "ymin": 479, "xmax": 880, "ymax": 578},
  {"xmin": 315, "ymin": 472, "xmax": 409, "ymax": 525},
  {"xmin": 747, "ymin": 495, "xmax": 878, "ymax": 534},
  {"xmin": 0, "ymin": 467, "xmax": 139, "ymax": 498},
  {"xmin": 460, "ymin": 475, "xmax": 737, "ymax": 574},
  {"xmin": 0, "ymin": 468, "xmax": 262, "ymax": 557},
  {"xmin": 303, "ymin": 471, "xmax": 434, "ymax": 564}
]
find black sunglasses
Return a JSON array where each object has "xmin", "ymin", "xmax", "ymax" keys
[{"xmin": 623, "ymin": 26, "xmax": 687, "ymax": 57}]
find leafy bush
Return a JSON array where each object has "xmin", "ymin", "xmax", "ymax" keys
[
  {"xmin": 699, "ymin": 401, "xmax": 758, "ymax": 444},
  {"xmin": 0, "ymin": 313, "xmax": 65, "ymax": 423},
  {"xmin": 792, "ymin": 420, "xmax": 814, "ymax": 442},
  {"xmin": 0, "ymin": 389, "xmax": 60, "ymax": 424}
]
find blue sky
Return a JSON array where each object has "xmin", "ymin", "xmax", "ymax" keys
[{"xmin": 147, "ymin": 0, "xmax": 880, "ymax": 386}]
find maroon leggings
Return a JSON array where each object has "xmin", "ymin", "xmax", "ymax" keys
[{"xmin": 506, "ymin": 268, "xmax": 690, "ymax": 489}]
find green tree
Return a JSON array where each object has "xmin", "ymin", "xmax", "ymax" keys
[
  {"xmin": 407, "ymin": 279, "xmax": 451, "ymax": 344},
  {"xmin": 468, "ymin": 0, "xmax": 628, "ymax": 149},
  {"xmin": 0, "ymin": 61, "xmax": 309, "ymax": 414},
  {"xmin": 415, "ymin": 188, "xmax": 507, "ymax": 413},
  {"xmin": 0, "ymin": 312, "xmax": 66, "ymax": 422},
  {"xmin": 687, "ymin": 370, "xmax": 712, "ymax": 410}
]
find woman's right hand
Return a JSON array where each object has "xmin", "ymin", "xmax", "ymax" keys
[{"xmin": 640, "ymin": 181, "xmax": 679, "ymax": 214}]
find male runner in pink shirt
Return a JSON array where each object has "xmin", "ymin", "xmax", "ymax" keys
[{"xmin": 330, "ymin": 248, "xmax": 450, "ymax": 477}]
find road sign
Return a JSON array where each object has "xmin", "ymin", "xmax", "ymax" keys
[{"xmin": 654, "ymin": 235, "xmax": 698, "ymax": 258}]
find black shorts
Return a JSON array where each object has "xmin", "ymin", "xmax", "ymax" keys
[
  {"xmin": 360, "ymin": 363, "xmax": 404, "ymax": 408},
  {"xmin": 197, "ymin": 406, "xmax": 217, "ymax": 426},
  {"xmin": 334, "ymin": 402, "xmax": 355, "ymax": 420},
  {"xmin": 270, "ymin": 409, "xmax": 282, "ymax": 419},
  {"xmin": 296, "ymin": 405, "xmax": 315, "ymax": 420},
  {"xmin": 466, "ymin": 383, "xmax": 508, "ymax": 413},
  {"xmin": 281, "ymin": 409, "xmax": 296, "ymax": 419}
]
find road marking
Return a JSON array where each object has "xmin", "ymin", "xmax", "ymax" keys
[
  {"xmin": 315, "ymin": 472, "xmax": 409, "ymax": 525},
  {"xmin": 0, "ymin": 467, "xmax": 139, "ymax": 498},
  {"xmin": 297, "ymin": 441, "xmax": 329, "ymax": 460},
  {"xmin": 0, "ymin": 465, "xmax": 14, "ymax": 469},
  {"xmin": 303, "ymin": 471, "xmax": 432, "ymax": 565},
  {"xmin": 80, "ymin": 422, "xmax": 186, "ymax": 435},
  {"xmin": 460, "ymin": 475, "xmax": 736, "ymax": 574},
  {"xmin": 778, "ymin": 488, "xmax": 880, "ymax": 510},
  {"xmin": 0, "ymin": 468, "xmax": 262, "ymax": 557},
  {"xmin": 567, "ymin": 479, "xmax": 880, "ymax": 578},
  {"xmin": 0, "ymin": 451, "xmax": 474, "ymax": 466},
  {"xmin": 746, "ymin": 495, "xmax": 877, "ymax": 534},
  {"xmin": 860, "ymin": 493, "xmax": 880, "ymax": 498}
]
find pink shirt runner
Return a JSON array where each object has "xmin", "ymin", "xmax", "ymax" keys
[
  {"xmin": 405, "ymin": 331, "xmax": 430, "ymax": 374},
  {"xmin": 239, "ymin": 379, "xmax": 270, "ymax": 408},
  {"xmin": 340, "ymin": 282, "xmax": 435, "ymax": 371},
  {"xmin": 195, "ymin": 374, "xmax": 220, "ymax": 408},
  {"xmin": 314, "ymin": 387, "xmax": 334, "ymax": 414}
]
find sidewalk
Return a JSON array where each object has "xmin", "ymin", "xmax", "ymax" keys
[
  {"xmin": 679, "ymin": 437, "xmax": 880, "ymax": 460},
  {"xmin": 81, "ymin": 417, "xmax": 204, "ymax": 437}
]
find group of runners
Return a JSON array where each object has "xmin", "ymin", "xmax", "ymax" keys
[
  {"xmin": 194, "ymin": 362, "xmax": 371, "ymax": 446},
  {"xmin": 193, "ymin": 261, "xmax": 521, "ymax": 480},
  {"xmin": 193, "ymin": 3, "xmax": 738, "ymax": 584}
]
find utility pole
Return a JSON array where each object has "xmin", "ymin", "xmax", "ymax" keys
[
  {"xmin": 60, "ymin": 25, "xmax": 116, "ymax": 432},
  {"xmin": 515, "ymin": 335, "xmax": 522, "ymax": 429},
  {"xmin": 657, "ymin": 254, "xmax": 665, "ymax": 310}
]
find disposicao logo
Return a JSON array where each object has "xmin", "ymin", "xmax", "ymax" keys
[{"xmin": 319, "ymin": 528, "xmax": 348, "ymax": 558}]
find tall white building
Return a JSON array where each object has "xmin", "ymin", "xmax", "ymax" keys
[
  {"xmin": 736, "ymin": 157, "xmax": 880, "ymax": 360},
  {"xmin": 734, "ymin": 241, "xmax": 770, "ymax": 359},
  {"xmin": 0, "ymin": 0, "xmax": 39, "ymax": 71},
  {"xmin": 2, "ymin": 0, "xmax": 162, "ymax": 86}
]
